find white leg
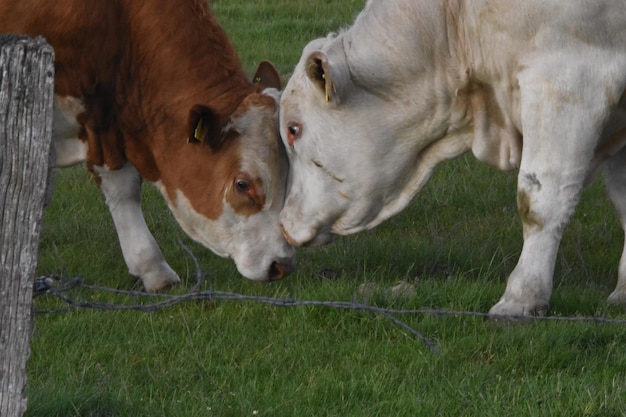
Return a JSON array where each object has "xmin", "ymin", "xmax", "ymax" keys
[
  {"xmin": 604, "ymin": 148, "xmax": 626, "ymax": 304},
  {"xmin": 93, "ymin": 163, "xmax": 180, "ymax": 291},
  {"xmin": 489, "ymin": 63, "xmax": 609, "ymax": 316},
  {"xmin": 489, "ymin": 167, "xmax": 586, "ymax": 316}
]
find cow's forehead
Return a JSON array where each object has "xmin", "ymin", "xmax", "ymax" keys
[{"xmin": 232, "ymin": 91, "xmax": 278, "ymax": 122}]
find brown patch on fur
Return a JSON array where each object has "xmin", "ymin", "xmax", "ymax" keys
[
  {"xmin": 225, "ymin": 173, "xmax": 266, "ymax": 217},
  {"xmin": 157, "ymin": 132, "xmax": 243, "ymax": 221},
  {"xmin": 517, "ymin": 190, "xmax": 544, "ymax": 233}
]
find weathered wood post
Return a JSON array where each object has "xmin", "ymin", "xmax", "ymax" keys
[{"xmin": 0, "ymin": 35, "xmax": 54, "ymax": 417}]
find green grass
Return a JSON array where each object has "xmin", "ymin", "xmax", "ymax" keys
[{"xmin": 28, "ymin": 0, "xmax": 626, "ymax": 416}]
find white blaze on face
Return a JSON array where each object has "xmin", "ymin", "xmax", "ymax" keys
[
  {"xmin": 168, "ymin": 189, "xmax": 293, "ymax": 281},
  {"xmin": 163, "ymin": 187, "xmax": 231, "ymax": 258},
  {"xmin": 159, "ymin": 151, "xmax": 294, "ymax": 281}
]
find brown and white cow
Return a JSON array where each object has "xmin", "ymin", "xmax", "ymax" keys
[
  {"xmin": 279, "ymin": 0, "xmax": 626, "ymax": 316},
  {"xmin": 0, "ymin": 0, "xmax": 295, "ymax": 291}
]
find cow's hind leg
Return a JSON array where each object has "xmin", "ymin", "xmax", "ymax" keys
[
  {"xmin": 93, "ymin": 162, "xmax": 180, "ymax": 291},
  {"xmin": 604, "ymin": 147, "xmax": 626, "ymax": 304}
]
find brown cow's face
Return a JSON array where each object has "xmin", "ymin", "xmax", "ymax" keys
[{"xmin": 160, "ymin": 89, "xmax": 295, "ymax": 281}]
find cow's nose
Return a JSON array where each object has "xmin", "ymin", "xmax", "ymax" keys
[{"xmin": 269, "ymin": 258, "xmax": 295, "ymax": 280}]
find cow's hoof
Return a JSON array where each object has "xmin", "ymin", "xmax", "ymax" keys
[
  {"xmin": 488, "ymin": 300, "xmax": 549, "ymax": 318},
  {"xmin": 607, "ymin": 286, "xmax": 626, "ymax": 305},
  {"xmin": 139, "ymin": 263, "xmax": 181, "ymax": 292}
]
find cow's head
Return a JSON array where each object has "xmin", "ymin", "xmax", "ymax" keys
[
  {"xmin": 279, "ymin": 36, "xmax": 460, "ymax": 247},
  {"xmin": 160, "ymin": 62, "xmax": 295, "ymax": 281},
  {"xmin": 279, "ymin": 38, "xmax": 407, "ymax": 247}
]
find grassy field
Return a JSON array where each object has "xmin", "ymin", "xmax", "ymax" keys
[{"xmin": 29, "ymin": 0, "xmax": 626, "ymax": 416}]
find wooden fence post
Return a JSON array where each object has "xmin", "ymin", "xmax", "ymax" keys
[{"xmin": 0, "ymin": 35, "xmax": 54, "ymax": 417}]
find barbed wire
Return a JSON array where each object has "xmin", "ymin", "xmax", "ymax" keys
[
  {"xmin": 34, "ymin": 276, "xmax": 442, "ymax": 354},
  {"xmin": 33, "ymin": 241, "xmax": 626, "ymax": 355}
]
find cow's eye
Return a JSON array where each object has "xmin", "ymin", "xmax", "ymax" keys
[
  {"xmin": 286, "ymin": 122, "xmax": 302, "ymax": 146},
  {"xmin": 235, "ymin": 178, "xmax": 250, "ymax": 192},
  {"xmin": 288, "ymin": 124, "xmax": 300, "ymax": 136}
]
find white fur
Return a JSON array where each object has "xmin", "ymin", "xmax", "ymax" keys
[
  {"xmin": 53, "ymin": 96, "xmax": 88, "ymax": 167},
  {"xmin": 51, "ymin": 88, "xmax": 294, "ymax": 289},
  {"xmin": 166, "ymin": 188, "xmax": 293, "ymax": 281},
  {"xmin": 94, "ymin": 164, "xmax": 180, "ymax": 291},
  {"xmin": 280, "ymin": 0, "xmax": 626, "ymax": 315}
]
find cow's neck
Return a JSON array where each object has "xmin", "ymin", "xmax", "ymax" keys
[
  {"xmin": 342, "ymin": 0, "xmax": 469, "ymax": 137},
  {"xmin": 343, "ymin": 0, "xmax": 521, "ymax": 169},
  {"xmin": 116, "ymin": 0, "xmax": 256, "ymax": 181},
  {"xmin": 322, "ymin": 0, "xmax": 482, "ymax": 224}
]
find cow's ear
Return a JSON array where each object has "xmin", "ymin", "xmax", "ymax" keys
[
  {"xmin": 187, "ymin": 105, "xmax": 227, "ymax": 149},
  {"xmin": 305, "ymin": 51, "xmax": 337, "ymax": 103},
  {"xmin": 252, "ymin": 61, "xmax": 281, "ymax": 90}
]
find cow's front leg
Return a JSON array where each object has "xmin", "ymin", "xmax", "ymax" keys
[
  {"xmin": 488, "ymin": 66, "xmax": 607, "ymax": 316},
  {"xmin": 93, "ymin": 162, "xmax": 180, "ymax": 291},
  {"xmin": 488, "ymin": 168, "xmax": 577, "ymax": 316}
]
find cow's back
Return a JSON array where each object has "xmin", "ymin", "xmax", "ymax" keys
[
  {"xmin": 0, "ymin": 0, "xmax": 253, "ymax": 170},
  {"xmin": 0, "ymin": 1, "xmax": 126, "ymax": 98}
]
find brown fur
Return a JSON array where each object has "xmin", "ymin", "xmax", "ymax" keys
[{"xmin": 0, "ymin": 0, "xmax": 278, "ymax": 219}]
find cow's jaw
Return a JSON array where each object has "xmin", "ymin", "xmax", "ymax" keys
[
  {"xmin": 280, "ymin": 188, "xmax": 380, "ymax": 247},
  {"xmin": 279, "ymin": 209, "xmax": 335, "ymax": 248},
  {"xmin": 279, "ymin": 154, "xmax": 382, "ymax": 247}
]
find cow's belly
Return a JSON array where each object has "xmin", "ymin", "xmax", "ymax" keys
[{"xmin": 53, "ymin": 95, "xmax": 87, "ymax": 167}]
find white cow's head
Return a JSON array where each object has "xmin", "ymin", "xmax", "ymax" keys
[
  {"xmin": 160, "ymin": 63, "xmax": 296, "ymax": 281},
  {"xmin": 279, "ymin": 36, "xmax": 451, "ymax": 247}
]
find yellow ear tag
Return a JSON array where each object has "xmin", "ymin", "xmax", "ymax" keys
[
  {"xmin": 323, "ymin": 73, "xmax": 330, "ymax": 102},
  {"xmin": 322, "ymin": 73, "xmax": 337, "ymax": 103},
  {"xmin": 194, "ymin": 118, "xmax": 203, "ymax": 143}
]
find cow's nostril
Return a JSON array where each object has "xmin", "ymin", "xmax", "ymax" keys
[{"xmin": 269, "ymin": 258, "xmax": 295, "ymax": 280}]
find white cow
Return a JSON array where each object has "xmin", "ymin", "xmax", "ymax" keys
[{"xmin": 279, "ymin": 0, "xmax": 626, "ymax": 316}]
